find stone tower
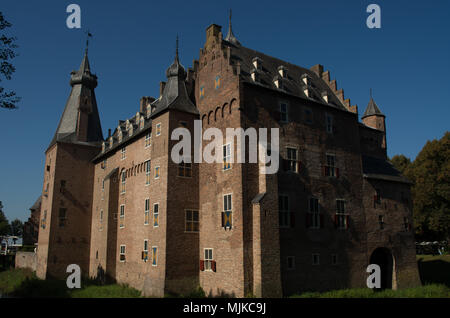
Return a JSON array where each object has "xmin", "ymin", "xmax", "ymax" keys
[{"xmin": 36, "ymin": 50, "xmax": 103, "ymax": 279}]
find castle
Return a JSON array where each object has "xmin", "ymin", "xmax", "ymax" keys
[{"xmin": 34, "ymin": 18, "xmax": 421, "ymax": 297}]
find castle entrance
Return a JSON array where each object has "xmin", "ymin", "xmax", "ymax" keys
[{"xmin": 369, "ymin": 247, "xmax": 394, "ymax": 289}]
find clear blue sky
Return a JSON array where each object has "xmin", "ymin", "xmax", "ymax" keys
[{"xmin": 1, "ymin": 0, "xmax": 449, "ymax": 222}]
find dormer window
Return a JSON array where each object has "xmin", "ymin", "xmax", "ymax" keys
[
  {"xmin": 321, "ymin": 91, "xmax": 329, "ymax": 103},
  {"xmin": 274, "ymin": 75, "xmax": 283, "ymax": 90},
  {"xmin": 118, "ymin": 128, "xmax": 123, "ymax": 142},
  {"xmin": 252, "ymin": 57, "xmax": 262, "ymax": 70},
  {"xmin": 250, "ymin": 69, "xmax": 259, "ymax": 82},
  {"xmin": 102, "ymin": 142, "xmax": 106, "ymax": 153},
  {"xmin": 146, "ymin": 105, "xmax": 151, "ymax": 118},
  {"xmin": 135, "ymin": 112, "xmax": 140, "ymax": 124},
  {"xmin": 303, "ymin": 87, "xmax": 310, "ymax": 97},
  {"xmin": 278, "ymin": 66, "xmax": 288, "ymax": 78},
  {"xmin": 301, "ymin": 74, "xmax": 310, "ymax": 86},
  {"xmin": 109, "ymin": 136, "xmax": 114, "ymax": 148},
  {"xmin": 140, "ymin": 117, "xmax": 145, "ymax": 130}
]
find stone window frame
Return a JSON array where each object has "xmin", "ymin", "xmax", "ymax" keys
[{"xmin": 185, "ymin": 209, "xmax": 199, "ymax": 233}]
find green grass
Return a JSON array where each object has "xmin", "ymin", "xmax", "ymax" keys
[
  {"xmin": 0, "ymin": 268, "xmax": 141, "ymax": 298},
  {"xmin": 291, "ymin": 284, "xmax": 449, "ymax": 298}
]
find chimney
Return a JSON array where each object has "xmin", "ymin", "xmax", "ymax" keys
[
  {"xmin": 140, "ymin": 97, "xmax": 147, "ymax": 113},
  {"xmin": 108, "ymin": 129, "xmax": 111, "ymax": 138}
]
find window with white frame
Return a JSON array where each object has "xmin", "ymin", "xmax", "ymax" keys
[
  {"xmin": 119, "ymin": 205, "xmax": 125, "ymax": 228},
  {"xmin": 222, "ymin": 194, "xmax": 232, "ymax": 229},
  {"xmin": 153, "ymin": 203, "xmax": 159, "ymax": 227},
  {"xmin": 145, "ymin": 132, "xmax": 151, "ymax": 148},
  {"xmin": 308, "ymin": 197, "xmax": 320, "ymax": 229},
  {"xmin": 335, "ymin": 199, "xmax": 348, "ymax": 230},
  {"xmin": 279, "ymin": 194, "xmax": 290, "ymax": 228},
  {"xmin": 121, "ymin": 147, "xmax": 126, "ymax": 160},
  {"xmin": 223, "ymin": 144, "xmax": 231, "ymax": 171},
  {"xmin": 144, "ymin": 199, "xmax": 150, "ymax": 225},
  {"xmin": 204, "ymin": 248, "xmax": 213, "ymax": 271},
  {"xmin": 145, "ymin": 160, "xmax": 151, "ymax": 185},
  {"xmin": 324, "ymin": 154, "xmax": 337, "ymax": 177},
  {"xmin": 286, "ymin": 148, "xmax": 298, "ymax": 172},
  {"xmin": 185, "ymin": 210, "xmax": 199, "ymax": 232},
  {"xmin": 119, "ymin": 245, "xmax": 126, "ymax": 262}
]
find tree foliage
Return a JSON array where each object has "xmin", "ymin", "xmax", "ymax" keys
[
  {"xmin": 0, "ymin": 201, "xmax": 11, "ymax": 237},
  {"xmin": 10, "ymin": 219, "xmax": 23, "ymax": 237},
  {"xmin": 392, "ymin": 132, "xmax": 450, "ymax": 241},
  {"xmin": 0, "ymin": 11, "xmax": 20, "ymax": 109}
]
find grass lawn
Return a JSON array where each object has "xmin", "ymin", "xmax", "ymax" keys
[
  {"xmin": 0, "ymin": 268, "xmax": 141, "ymax": 298},
  {"xmin": 1, "ymin": 254, "xmax": 449, "ymax": 298}
]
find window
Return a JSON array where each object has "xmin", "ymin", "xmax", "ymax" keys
[
  {"xmin": 185, "ymin": 210, "xmax": 199, "ymax": 232},
  {"xmin": 223, "ymin": 144, "xmax": 231, "ymax": 171},
  {"xmin": 204, "ymin": 249, "xmax": 214, "ymax": 271},
  {"xmin": 119, "ymin": 205, "xmax": 125, "ymax": 228},
  {"xmin": 379, "ymin": 215, "xmax": 384, "ymax": 230},
  {"xmin": 152, "ymin": 247, "xmax": 158, "ymax": 266},
  {"xmin": 156, "ymin": 123, "xmax": 161, "ymax": 136},
  {"xmin": 325, "ymin": 113, "xmax": 333, "ymax": 134},
  {"xmin": 335, "ymin": 200, "xmax": 349, "ymax": 230},
  {"xmin": 145, "ymin": 161, "xmax": 151, "ymax": 185},
  {"xmin": 279, "ymin": 194, "xmax": 290, "ymax": 228},
  {"xmin": 331, "ymin": 254, "xmax": 338, "ymax": 265},
  {"xmin": 307, "ymin": 198, "xmax": 321, "ymax": 229},
  {"xmin": 100, "ymin": 210, "xmax": 103, "ymax": 223},
  {"xmin": 215, "ymin": 76, "xmax": 221, "ymax": 89},
  {"xmin": 58, "ymin": 208, "xmax": 67, "ymax": 227},
  {"xmin": 280, "ymin": 103, "xmax": 288, "ymax": 122},
  {"xmin": 155, "ymin": 166, "xmax": 160, "ymax": 179},
  {"xmin": 374, "ymin": 189, "xmax": 381, "ymax": 205},
  {"xmin": 41, "ymin": 210, "xmax": 47, "ymax": 229},
  {"xmin": 304, "ymin": 108, "xmax": 313, "ymax": 124},
  {"xmin": 119, "ymin": 245, "xmax": 126, "ymax": 262},
  {"xmin": 102, "ymin": 179, "xmax": 105, "ymax": 191},
  {"xmin": 121, "ymin": 171, "xmax": 126, "ymax": 193},
  {"xmin": 144, "ymin": 199, "xmax": 150, "ymax": 225},
  {"xmin": 286, "ymin": 148, "xmax": 299, "ymax": 172},
  {"xmin": 312, "ymin": 254, "xmax": 320, "ymax": 266},
  {"xmin": 178, "ymin": 161, "xmax": 192, "ymax": 177},
  {"xmin": 199, "ymin": 86, "xmax": 205, "ymax": 99},
  {"xmin": 145, "ymin": 132, "xmax": 151, "ymax": 148},
  {"xmin": 324, "ymin": 154, "xmax": 339, "ymax": 177},
  {"xmin": 101, "ymin": 159, "xmax": 107, "ymax": 169},
  {"xmin": 153, "ymin": 203, "xmax": 159, "ymax": 227},
  {"xmin": 142, "ymin": 240, "xmax": 149, "ymax": 262},
  {"xmin": 287, "ymin": 256, "xmax": 295, "ymax": 270},
  {"xmin": 121, "ymin": 147, "xmax": 126, "ymax": 160},
  {"xmin": 222, "ymin": 194, "xmax": 232, "ymax": 230}
]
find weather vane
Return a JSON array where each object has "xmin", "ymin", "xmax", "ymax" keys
[{"xmin": 85, "ymin": 30, "xmax": 93, "ymax": 54}]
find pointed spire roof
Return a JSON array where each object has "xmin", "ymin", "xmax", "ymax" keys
[
  {"xmin": 150, "ymin": 38, "xmax": 199, "ymax": 118},
  {"xmin": 224, "ymin": 9, "xmax": 241, "ymax": 46},
  {"xmin": 48, "ymin": 50, "xmax": 103, "ymax": 150},
  {"xmin": 362, "ymin": 90, "xmax": 385, "ymax": 119}
]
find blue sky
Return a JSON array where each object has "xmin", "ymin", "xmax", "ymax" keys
[{"xmin": 1, "ymin": 0, "xmax": 449, "ymax": 222}]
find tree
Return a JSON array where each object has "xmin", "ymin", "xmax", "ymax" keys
[
  {"xmin": 408, "ymin": 132, "xmax": 450, "ymax": 241},
  {"xmin": 390, "ymin": 154, "xmax": 412, "ymax": 175},
  {"xmin": 10, "ymin": 219, "xmax": 23, "ymax": 238},
  {"xmin": 0, "ymin": 11, "xmax": 20, "ymax": 109},
  {"xmin": 0, "ymin": 201, "xmax": 11, "ymax": 237}
]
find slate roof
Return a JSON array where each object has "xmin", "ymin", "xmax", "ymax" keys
[
  {"xmin": 48, "ymin": 51, "xmax": 103, "ymax": 150},
  {"xmin": 222, "ymin": 39, "xmax": 349, "ymax": 112},
  {"xmin": 362, "ymin": 98, "xmax": 384, "ymax": 119},
  {"xmin": 150, "ymin": 49, "xmax": 199, "ymax": 119},
  {"xmin": 362, "ymin": 155, "xmax": 411, "ymax": 184}
]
